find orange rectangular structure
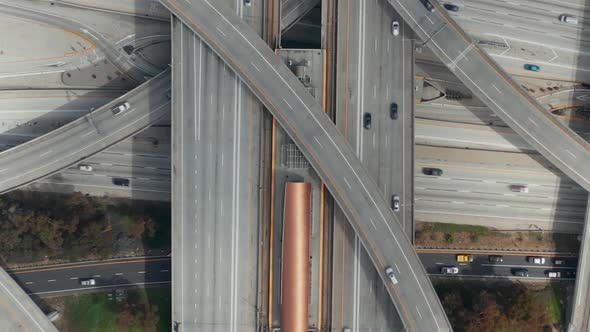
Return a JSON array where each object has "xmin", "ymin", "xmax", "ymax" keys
[{"xmin": 281, "ymin": 182, "xmax": 312, "ymax": 332}]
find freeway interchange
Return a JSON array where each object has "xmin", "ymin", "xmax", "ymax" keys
[{"xmin": 2, "ymin": 0, "xmax": 590, "ymax": 331}]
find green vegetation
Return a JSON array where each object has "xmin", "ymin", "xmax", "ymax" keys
[
  {"xmin": 434, "ymin": 279, "xmax": 564, "ymax": 331},
  {"xmin": 545, "ymin": 284, "xmax": 566, "ymax": 324},
  {"xmin": 62, "ymin": 288, "xmax": 171, "ymax": 332},
  {"xmin": 0, "ymin": 190, "xmax": 170, "ymax": 264},
  {"xmin": 428, "ymin": 222, "xmax": 492, "ymax": 237}
]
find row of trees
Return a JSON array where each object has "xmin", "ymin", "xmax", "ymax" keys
[
  {"xmin": 0, "ymin": 191, "xmax": 169, "ymax": 264},
  {"xmin": 435, "ymin": 280, "xmax": 554, "ymax": 332}
]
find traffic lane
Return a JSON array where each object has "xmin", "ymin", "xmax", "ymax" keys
[
  {"xmin": 387, "ymin": 0, "xmax": 590, "ymax": 193},
  {"xmin": 0, "ymin": 70, "xmax": 171, "ymax": 194},
  {"xmin": 420, "ymin": 253, "xmax": 578, "ymax": 278},
  {"xmin": 162, "ymin": 1, "xmax": 451, "ymax": 330},
  {"xmin": 10, "ymin": 258, "xmax": 171, "ymax": 295}
]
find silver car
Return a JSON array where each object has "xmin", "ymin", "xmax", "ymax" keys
[
  {"xmin": 385, "ymin": 267, "xmax": 398, "ymax": 284},
  {"xmin": 392, "ymin": 195, "xmax": 400, "ymax": 212}
]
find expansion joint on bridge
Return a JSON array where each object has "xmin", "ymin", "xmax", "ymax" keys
[
  {"xmin": 449, "ymin": 40, "xmax": 478, "ymax": 72},
  {"xmin": 418, "ymin": 23, "xmax": 446, "ymax": 50}
]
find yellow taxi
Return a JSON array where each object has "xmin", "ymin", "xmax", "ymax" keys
[{"xmin": 456, "ymin": 254, "xmax": 473, "ymax": 263}]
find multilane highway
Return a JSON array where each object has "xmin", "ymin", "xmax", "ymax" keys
[
  {"xmin": 384, "ymin": 0, "xmax": 590, "ymax": 194},
  {"xmin": 0, "ymin": 70, "xmax": 171, "ymax": 194},
  {"xmin": 159, "ymin": 0, "xmax": 450, "ymax": 330},
  {"xmin": 332, "ymin": 0, "xmax": 412, "ymax": 330},
  {"xmin": 171, "ymin": 1, "xmax": 263, "ymax": 328}
]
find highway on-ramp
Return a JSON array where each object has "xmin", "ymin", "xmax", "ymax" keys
[
  {"xmin": 385, "ymin": 0, "xmax": 590, "ymax": 193},
  {"xmin": 0, "ymin": 70, "xmax": 171, "ymax": 195},
  {"xmin": 159, "ymin": 0, "xmax": 451, "ymax": 330}
]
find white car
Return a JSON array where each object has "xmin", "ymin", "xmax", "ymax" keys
[
  {"xmin": 78, "ymin": 164, "xmax": 93, "ymax": 172},
  {"xmin": 392, "ymin": 195, "xmax": 400, "ymax": 212},
  {"xmin": 111, "ymin": 102, "xmax": 130, "ymax": 115},
  {"xmin": 391, "ymin": 20, "xmax": 400, "ymax": 36},
  {"xmin": 441, "ymin": 266, "xmax": 459, "ymax": 275},
  {"xmin": 528, "ymin": 256, "xmax": 546, "ymax": 264},
  {"xmin": 80, "ymin": 278, "xmax": 96, "ymax": 286},
  {"xmin": 559, "ymin": 15, "xmax": 577, "ymax": 24},
  {"xmin": 385, "ymin": 267, "xmax": 398, "ymax": 284}
]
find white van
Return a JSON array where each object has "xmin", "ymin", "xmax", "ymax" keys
[{"xmin": 559, "ymin": 15, "xmax": 578, "ymax": 24}]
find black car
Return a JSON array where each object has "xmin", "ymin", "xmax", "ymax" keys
[
  {"xmin": 363, "ymin": 113, "xmax": 372, "ymax": 130},
  {"xmin": 564, "ymin": 271, "xmax": 577, "ymax": 278},
  {"xmin": 443, "ymin": 3, "xmax": 460, "ymax": 11},
  {"xmin": 512, "ymin": 268, "xmax": 529, "ymax": 277},
  {"xmin": 488, "ymin": 255, "xmax": 504, "ymax": 263},
  {"xmin": 423, "ymin": 167, "xmax": 443, "ymax": 176},
  {"xmin": 390, "ymin": 103, "xmax": 399, "ymax": 120},
  {"xmin": 420, "ymin": 0, "xmax": 435, "ymax": 12},
  {"xmin": 112, "ymin": 178, "xmax": 130, "ymax": 187}
]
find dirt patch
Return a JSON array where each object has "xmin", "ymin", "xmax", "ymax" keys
[{"xmin": 416, "ymin": 222, "xmax": 580, "ymax": 253}]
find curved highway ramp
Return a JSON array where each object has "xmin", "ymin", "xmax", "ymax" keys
[
  {"xmin": 0, "ymin": 70, "xmax": 171, "ymax": 195},
  {"xmin": 158, "ymin": 0, "xmax": 451, "ymax": 330}
]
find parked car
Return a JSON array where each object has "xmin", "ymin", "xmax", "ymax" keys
[
  {"xmin": 392, "ymin": 195, "xmax": 400, "ymax": 212},
  {"xmin": 510, "ymin": 184, "xmax": 529, "ymax": 193},
  {"xmin": 78, "ymin": 164, "xmax": 93, "ymax": 172},
  {"xmin": 488, "ymin": 255, "xmax": 504, "ymax": 263},
  {"xmin": 111, "ymin": 101, "xmax": 130, "ymax": 115},
  {"xmin": 391, "ymin": 20, "xmax": 400, "ymax": 36},
  {"xmin": 423, "ymin": 167, "xmax": 443, "ymax": 176},
  {"xmin": 553, "ymin": 258, "xmax": 566, "ymax": 265},
  {"xmin": 559, "ymin": 14, "xmax": 577, "ymax": 24},
  {"xmin": 512, "ymin": 268, "xmax": 529, "ymax": 277},
  {"xmin": 420, "ymin": 0, "xmax": 435, "ymax": 12},
  {"xmin": 528, "ymin": 256, "xmax": 546, "ymax": 264},
  {"xmin": 80, "ymin": 278, "xmax": 96, "ymax": 286},
  {"xmin": 546, "ymin": 271, "xmax": 561, "ymax": 278},
  {"xmin": 363, "ymin": 112, "xmax": 372, "ymax": 129},
  {"xmin": 524, "ymin": 64, "xmax": 540, "ymax": 72},
  {"xmin": 385, "ymin": 267, "xmax": 398, "ymax": 284},
  {"xmin": 443, "ymin": 3, "xmax": 460, "ymax": 11},
  {"xmin": 112, "ymin": 178, "xmax": 130, "ymax": 187},
  {"xmin": 456, "ymin": 254, "xmax": 473, "ymax": 263},
  {"xmin": 390, "ymin": 102, "xmax": 399, "ymax": 119},
  {"xmin": 441, "ymin": 266, "xmax": 459, "ymax": 275}
]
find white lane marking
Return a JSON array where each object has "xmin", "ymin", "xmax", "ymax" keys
[
  {"xmin": 416, "ymin": 306, "xmax": 423, "ymax": 319},
  {"xmin": 196, "ymin": 36, "xmax": 202, "ymax": 141},
  {"xmin": 250, "ymin": 62, "xmax": 261, "ymax": 72},
  {"xmin": 115, "ymin": 273, "xmax": 124, "ymax": 276},
  {"xmin": 160, "ymin": 269, "xmax": 169, "ymax": 272},
  {"xmin": 216, "ymin": 26, "xmax": 226, "ymax": 36},
  {"xmin": 425, "ymin": 15, "xmax": 434, "ymax": 24},
  {"xmin": 137, "ymin": 271, "xmax": 147, "ymax": 274},
  {"xmin": 69, "ymin": 277, "xmax": 79, "ymax": 280},
  {"xmin": 343, "ymin": 177, "xmax": 352, "ymax": 189},
  {"xmin": 313, "ymin": 136, "xmax": 324, "ymax": 149},
  {"xmin": 29, "ymin": 281, "xmax": 171, "ymax": 296},
  {"xmin": 282, "ymin": 97, "xmax": 293, "ymax": 110},
  {"xmin": 394, "ymin": 263, "xmax": 401, "ymax": 274},
  {"xmin": 47, "ymin": 279, "xmax": 56, "ymax": 282},
  {"xmin": 92, "ymin": 275, "xmax": 101, "ymax": 278},
  {"xmin": 39, "ymin": 150, "xmax": 52, "ymax": 157},
  {"xmin": 566, "ymin": 149, "xmax": 577, "ymax": 159},
  {"xmin": 491, "ymin": 83, "xmax": 502, "ymax": 95},
  {"xmin": 25, "ymin": 281, "xmax": 34, "ymax": 285},
  {"xmin": 528, "ymin": 117, "xmax": 538, "ymax": 127},
  {"xmin": 82, "ymin": 131, "xmax": 94, "ymax": 137},
  {"xmin": 368, "ymin": 217, "xmax": 377, "ymax": 230}
]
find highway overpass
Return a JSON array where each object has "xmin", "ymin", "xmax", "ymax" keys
[
  {"xmin": 159, "ymin": 0, "xmax": 451, "ymax": 330},
  {"xmin": 384, "ymin": 0, "xmax": 590, "ymax": 193},
  {"xmin": 0, "ymin": 70, "xmax": 171, "ymax": 194}
]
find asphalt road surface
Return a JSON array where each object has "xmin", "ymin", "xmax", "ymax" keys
[
  {"xmin": 159, "ymin": 0, "xmax": 451, "ymax": 330},
  {"xmin": 385, "ymin": 0, "xmax": 590, "ymax": 195},
  {"xmin": 10, "ymin": 257, "xmax": 171, "ymax": 296},
  {"xmin": 170, "ymin": 1, "xmax": 263, "ymax": 330},
  {"xmin": 420, "ymin": 252, "xmax": 578, "ymax": 280}
]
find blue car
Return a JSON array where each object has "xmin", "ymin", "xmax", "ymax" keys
[{"xmin": 524, "ymin": 64, "xmax": 540, "ymax": 72}]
